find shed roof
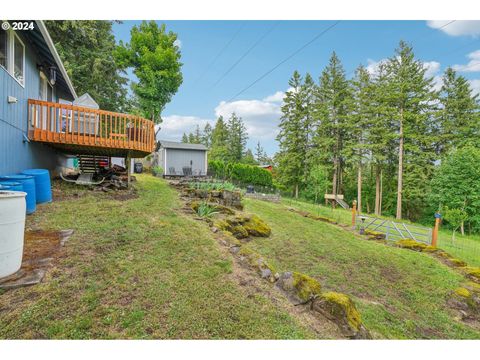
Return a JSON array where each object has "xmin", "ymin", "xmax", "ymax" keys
[{"xmin": 159, "ymin": 140, "xmax": 208, "ymax": 151}]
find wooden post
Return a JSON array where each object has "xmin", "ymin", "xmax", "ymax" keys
[
  {"xmin": 352, "ymin": 200, "xmax": 357, "ymax": 229},
  {"xmin": 432, "ymin": 212, "xmax": 441, "ymax": 247},
  {"xmin": 126, "ymin": 151, "xmax": 131, "ymax": 187}
]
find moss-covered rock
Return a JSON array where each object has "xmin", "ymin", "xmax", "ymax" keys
[
  {"xmin": 463, "ymin": 267, "xmax": 480, "ymax": 283},
  {"xmin": 365, "ymin": 230, "xmax": 386, "ymax": 240},
  {"xmin": 292, "ymin": 272, "xmax": 322, "ymax": 301},
  {"xmin": 242, "ymin": 215, "xmax": 271, "ymax": 237},
  {"xmin": 455, "ymin": 287, "xmax": 472, "ymax": 298},
  {"xmin": 449, "ymin": 258, "xmax": 468, "ymax": 268},
  {"xmin": 231, "ymin": 225, "xmax": 249, "ymax": 239},
  {"xmin": 395, "ymin": 239, "xmax": 428, "ymax": 251},
  {"xmin": 237, "ymin": 246, "xmax": 276, "ymax": 280}
]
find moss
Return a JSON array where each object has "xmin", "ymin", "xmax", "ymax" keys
[
  {"xmin": 213, "ymin": 219, "xmax": 230, "ymax": 231},
  {"xmin": 242, "ymin": 215, "xmax": 271, "ymax": 237},
  {"xmin": 395, "ymin": 239, "xmax": 427, "ymax": 251},
  {"xmin": 319, "ymin": 291, "xmax": 362, "ymax": 332},
  {"xmin": 237, "ymin": 246, "xmax": 275, "ymax": 273},
  {"xmin": 454, "ymin": 287, "xmax": 472, "ymax": 298},
  {"xmin": 463, "ymin": 267, "xmax": 480, "ymax": 282},
  {"xmin": 423, "ymin": 245, "xmax": 439, "ymax": 253},
  {"xmin": 231, "ymin": 225, "xmax": 249, "ymax": 239},
  {"xmin": 365, "ymin": 230, "xmax": 386, "ymax": 239},
  {"xmin": 449, "ymin": 258, "xmax": 467, "ymax": 267},
  {"xmin": 291, "ymin": 272, "xmax": 322, "ymax": 301}
]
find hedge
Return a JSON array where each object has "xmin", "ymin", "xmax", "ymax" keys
[{"xmin": 208, "ymin": 160, "xmax": 273, "ymax": 187}]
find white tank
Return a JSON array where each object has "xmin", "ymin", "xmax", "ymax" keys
[{"xmin": 0, "ymin": 191, "xmax": 27, "ymax": 278}]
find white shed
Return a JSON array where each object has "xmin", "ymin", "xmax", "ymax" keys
[{"xmin": 158, "ymin": 141, "xmax": 208, "ymax": 176}]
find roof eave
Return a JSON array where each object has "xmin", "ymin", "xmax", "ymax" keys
[{"xmin": 36, "ymin": 20, "xmax": 78, "ymax": 99}]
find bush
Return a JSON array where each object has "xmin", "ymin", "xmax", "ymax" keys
[{"xmin": 209, "ymin": 160, "xmax": 273, "ymax": 187}]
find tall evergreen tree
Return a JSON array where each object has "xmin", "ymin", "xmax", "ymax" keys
[
  {"xmin": 313, "ymin": 52, "xmax": 350, "ymax": 196},
  {"xmin": 202, "ymin": 123, "xmax": 213, "ymax": 148},
  {"xmin": 226, "ymin": 113, "xmax": 248, "ymax": 162},
  {"xmin": 277, "ymin": 71, "xmax": 308, "ymax": 198},
  {"xmin": 438, "ymin": 67, "xmax": 480, "ymax": 155},
  {"xmin": 387, "ymin": 41, "xmax": 437, "ymax": 219},
  {"xmin": 209, "ymin": 116, "xmax": 230, "ymax": 161},
  {"xmin": 181, "ymin": 133, "xmax": 188, "ymax": 143},
  {"xmin": 192, "ymin": 125, "xmax": 202, "ymax": 144}
]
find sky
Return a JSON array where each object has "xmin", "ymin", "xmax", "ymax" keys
[{"xmin": 112, "ymin": 20, "xmax": 480, "ymax": 155}]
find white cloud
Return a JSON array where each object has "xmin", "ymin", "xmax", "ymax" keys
[
  {"xmin": 262, "ymin": 91, "xmax": 286, "ymax": 103},
  {"xmin": 214, "ymin": 98, "xmax": 282, "ymax": 141},
  {"xmin": 469, "ymin": 79, "xmax": 480, "ymax": 96},
  {"xmin": 366, "ymin": 58, "xmax": 387, "ymax": 76},
  {"xmin": 423, "ymin": 61, "xmax": 441, "ymax": 78},
  {"xmin": 427, "ymin": 20, "xmax": 480, "ymax": 37},
  {"xmin": 453, "ymin": 49, "xmax": 480, "ymax": 73},
  {"xmin": 156, "ymin": 115, "xmax": 214, "ymax": 141}
]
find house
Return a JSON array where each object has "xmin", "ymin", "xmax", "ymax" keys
[
  {"xmin": 259, "ymin": 164, "xmax": 273, "ymax": 172},
  {"xmin": 0, "ymin": 21, "xmax": 155, "ymax": 176},
  {"xmin": 157, "ymin": 141, "xmax": 208, "ymax": 177}
]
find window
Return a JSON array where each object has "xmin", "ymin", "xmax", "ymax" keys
[
  {"xmin": 13, "ymin": 33, "xmax": 24, "ymax": 85},
  {"xmin": 39, "ymin": 71, "xmax": 53, "ymax": 101},
  {"xmin": 0, "ymin": 29, "xmax": 7, "ymax": 69},
  {"xmin": 0, "ymin": 28, "xmax": 25, "ymax": 86}
]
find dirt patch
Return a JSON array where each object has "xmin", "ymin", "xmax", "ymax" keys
[
  {"xmin": 0, "ymin": 229, "xmax": 73, "ymax": 290},
  {"xmin": 52, "ymin": 180, "xmax": 138, "ymax": 202}
]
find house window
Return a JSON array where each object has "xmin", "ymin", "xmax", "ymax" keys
[
  {"xmin": 39, "ymin": 71, "xmax": 53, "ymax": 101},
  {"xmin": 0, "ymin": 27, "xmax": 25, "ymax": 86},
  {"xmin": 0, "ymin": 29, "xmax": 7, "ymax": 69},
  {"xmin": 13, "ymin": 33, "xmax": 24, "ymax": 85}
]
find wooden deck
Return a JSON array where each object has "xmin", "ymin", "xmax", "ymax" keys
[{"xmin": 28, "ymin": 99, "xmax": 155, "ymax": 157}]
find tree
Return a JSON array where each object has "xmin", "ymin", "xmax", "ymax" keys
[
  {"xmin": 202, "ymin": 123, "xmax": 213, "ymax": 148},
  {"xmin": 188, "ymin": 133, "xmax": 195, "ymax": 143},
  {"xmin": 313, "ymin": 52, "xmax": 350, "ymax": 196},
  {"xmin": 304, "ymin": 164, "xmax": 329, "ymax": 204},
  {"xmin": 444, "ymin": 207, "xmax": 468, "ymax": 242},
  {"xmin": 226, "ymin": 113, "xmax": 248, "ymax": 162},
  {"xmin": 277, "ymin": 71, "xmax": 308, "ymax": 198},
  {"xmin": 242, "ymin": 149, "xmax": 258, "ymax": 165},
  {"xmin": 387, "ymin": 41, "xmax": 437, "ymax": 219},
  {"xmin": 46, "ymin": 21, "xmax": 129, "ymax": 111},
  {"xmin": 192, "ymin": 125, "xmax": 202, "ymax": 144},
  {"xmin": 438, "ymin": 67, "xmax": 480, "ymax": 155},
  {"xmin": 428, "ymin": 146, "xmax": 480, "ymax": 233},
  {"xmin": 116, "ymin": 21, "xmax": 183, "ymax": 123},
  {"xmin": 181, "ymin": 133, "xmax": 189, "ymax": 143},
  {"xmin": 209, "ymin": 116, "xmax": 230, "ymax": 161},
  {"xmin": 255, "ymin": 141, "xmax": 269, "ymax": 165}
]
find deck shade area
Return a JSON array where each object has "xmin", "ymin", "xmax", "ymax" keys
[{"xmin": 28, "ymin": 99, "xmax": 155, "ymax": 157}]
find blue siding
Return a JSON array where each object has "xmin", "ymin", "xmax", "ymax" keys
[{"xmin": 0, "ymin": 31, "xmax": 71, "ymax": 175}]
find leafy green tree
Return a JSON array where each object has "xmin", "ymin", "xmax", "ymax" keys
[
  {"xmin": 443, "ymin": 207, "xmax": 468, "ymax": 242},
  {"xmin": 303, "ymin": 164, "xmax": 329, "ymax": 204},
  {"xmin": 46, "ymin": 20, "xmax": 129, "ymax": 111},
  {"xmin": 438, "ymin": 67, "xmax": 480, "ymax": 155},
  {"xmin": 181, "ymin": 133, "xmax": 189, "ymax": 143},
  {"xmin": 226, "ymin": 113, "xmax": 248, "ymax": 162},
  {"xmin": 255, "ymin": 141, "xmax": 270, "ymax": 165},
  {"xmin": 191, "ymin": 125, "xmax": 202, "ymax": 144},
  {"xmin": 242, "ymin": 149, "xmax": 258, "ymax": 165},
  {"xmin": 387, "ymin": 40, "xmax": 437, "ymax": 219},
  {"xmin": 116, "ymin": 21, "xmax": 183, "ymax": 123},
  {"xmin": 188, "ymin": 133, "xmax": 195, "ymax": 143},
  {"xmin": 429, "ymin": 146, "xmax": 480, "ymax": 233}
]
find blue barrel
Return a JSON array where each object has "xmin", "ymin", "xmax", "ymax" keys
[
  {"xmin": 21, "ymin": 169, "xmax": 52, "ymax": 204},
  {"xmin": 0, "ymin": 181, "xmax": 23, "ymax": 191},
  {"xmin": 0, "ymin": 175, "xmax": 36, "ymax": 214}
]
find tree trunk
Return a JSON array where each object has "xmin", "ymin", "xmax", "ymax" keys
[
  {"xmin": 294, "ymin": 184, "xmax": 299, "ymax": 199},
  {"xmin": 357, "ymin": 160, "xmax": 362, "ymax": 214},
  {"xmin": 375, "ymin": 165, "xmax": 381, "ymax": 216},
  {"xmin": 460, "ymin": 221, "xmax": 465, "ymax": 236},
  {"xmin": 332, "ymin": 157, "xmax": 338, "ymax": 195},
  {"xmin": 396, "ymin": 108, "xmax": 404, "ymax": 220}
]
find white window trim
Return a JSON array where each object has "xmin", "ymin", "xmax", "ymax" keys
[
  {"xmin": 0, "ymin": 28, "xmax": 25, "ymax": 88},
  {"xmin": 39, "ymin": 70, "xmax": 54, "ymax": 100}
]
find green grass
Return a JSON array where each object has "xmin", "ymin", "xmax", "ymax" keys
[
  {"xmin": 245, "ymin": 198, "xmax": 480, "ymax": 339},
  {"xmin": 282, "ymin": 198, "xmax": 480, "ymax": 267},
  {"xmin": 0, "ymin": 175, "xmax": 315, "ymax": 339}
]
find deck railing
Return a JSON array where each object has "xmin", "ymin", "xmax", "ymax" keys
[{"xmin": 28, "ymin": 99, "xmax": 155, "ymax": 154}]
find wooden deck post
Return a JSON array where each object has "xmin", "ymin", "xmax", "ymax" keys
[{"xmin": 126, "ymin": 151, "xmax": 131, "ymax": 187}]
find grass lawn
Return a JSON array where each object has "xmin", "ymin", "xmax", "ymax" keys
[
  {"xmin": 0, "ymin": 175, "xmax": 316, "ymax": 339},
  {"xmin": 245, "ymin": 198, "xmax": 480, "ymax": 339},
  {"xmin": 282, "ymin": 198, "xmax": 480, "ymax": 267}
]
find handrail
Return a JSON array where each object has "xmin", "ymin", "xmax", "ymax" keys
[{"xmin": 27, "ymin": 99, "xmax": 155, "ymax": 154}]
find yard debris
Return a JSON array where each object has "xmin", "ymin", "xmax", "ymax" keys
[{"xmin": 0, "ymin": 229, "xmax": 73, "ymax": 290}]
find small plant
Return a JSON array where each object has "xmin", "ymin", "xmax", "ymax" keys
[
  {"xmin": 196, "ymin": 202, "xmax": 219, "ymax": 218},
  {"xmin": 188, "ymin": 181, "xmax": 238, "ymax": 192},
  {"xmin": 444, "ymin": 207, "xmax": 468, "ymax": 244},
  {"xmin": 152, "ymin": 166, "xmax": 163, "ymax": 177}
]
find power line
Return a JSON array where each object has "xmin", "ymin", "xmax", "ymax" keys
[
  {"xmin": 211, "ymin": 21, "xmax": 279, "ymax": 89},
  {"xmin": 194, "ymin": 22, "xmax": 246, "ymax": 85},
  {"xmin": 227, "ymin": 21, "xmax": 340, "ymax": 102}
]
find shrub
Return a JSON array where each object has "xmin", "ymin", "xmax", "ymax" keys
[
  {"xmin": 208, "ymin": 160, "xmax": 273, "ymax": 187},
  {"xmin": 195, "ymin": 202, "xmax": 219, "ymax": 218},
  {"xmin": 152, "ymin": 166, "xmax": 163, "ymax": 176}
]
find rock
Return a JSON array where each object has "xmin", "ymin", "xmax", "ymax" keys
[
  {"xmin": 276, "ymin": 271, "xmax": 321, "ymax": 302},
  {"xmin": 395, "ymin": 239, "xmax": 428, "ymax": 251},
  {"xmin": 231, "ymin": 225, "xmax": 249, "ymax": 239},
  {"xmin": 242, "ymin": 215, "xmax": 271, "ymax": 237},
  {"xmin": 229, "ymin": 245, "xmax": 241, "ymax": 254},
  {"xmin": 261, "ymin": 268, "xmax": 272, "ymax": 279},
  {"xmin": 211, "ymin": 227, "xmax": 219, "ymax": 233},
  {"xmin": 313, "ymin": 291, "xmax": 371, "ymax": 339}
]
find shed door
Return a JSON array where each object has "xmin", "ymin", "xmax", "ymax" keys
[{"xmin": 167, "ymin": 149, "xmax": 205, "ymax": 176}]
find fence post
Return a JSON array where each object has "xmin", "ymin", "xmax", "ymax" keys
[
  {"xmin": 351, "ymin": 200, "xmax": 357, "ymax": 229},
  {"xmin": 432, "ymin": 212, "xmax": 441, "ymax": 247}
]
